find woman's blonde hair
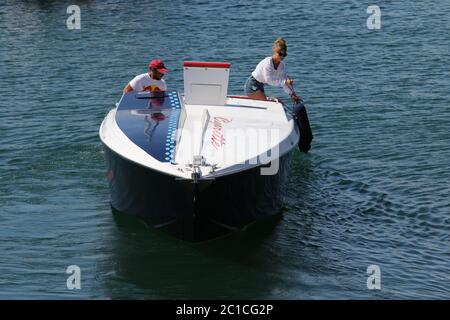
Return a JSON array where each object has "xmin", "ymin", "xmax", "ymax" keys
[{"xmin": 272, "ymin": 37, "xmax": 287, "ymax": 55}]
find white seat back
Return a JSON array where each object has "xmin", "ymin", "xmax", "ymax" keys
[{"xmin": 183, "ymin": 61, "xmax": 230, "ymax": 106}]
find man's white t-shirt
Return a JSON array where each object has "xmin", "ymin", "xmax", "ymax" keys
[{"xmin": 129, "ymin": 73, "xmax": 167, "ymax": 92}]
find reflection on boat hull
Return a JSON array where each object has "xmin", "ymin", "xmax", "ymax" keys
[{"xmin": 104, "ymin": 147, "xmax": 293, "ymax": 242}]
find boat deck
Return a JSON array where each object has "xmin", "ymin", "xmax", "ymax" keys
[{"xmin": 101, "ymin": 90, "xmax": 299, "ymax": 179}]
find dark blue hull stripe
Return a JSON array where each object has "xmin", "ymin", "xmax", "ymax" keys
[
  {"xmin": 115, "ymin": 91, "xmax": 181, "ymax": 162},
  {"xmin": 103, "ymin": 145, "xmax": 293, "ymax": 241}
]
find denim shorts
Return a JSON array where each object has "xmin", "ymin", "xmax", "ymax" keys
[{"xmin": 244, "ymin": 75, "xmax": 265, "ymax": 95}]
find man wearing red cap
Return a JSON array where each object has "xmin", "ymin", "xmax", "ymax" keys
[{"xmin": 123, "ymin": 59, "xmax": 168, "ymax": 93}]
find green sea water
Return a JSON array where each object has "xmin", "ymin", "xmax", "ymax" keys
[{"xmin": 0, "ymin": 0, "xmax": 448, "ymax": 299}]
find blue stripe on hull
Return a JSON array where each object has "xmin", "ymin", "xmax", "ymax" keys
[
  {"xmin": 103, "ymin": 145, "xmax": 293, "ymax": 241},
  {"xmin": 115, "ymin": 91, "xmax": 181, "ymax": 162}
]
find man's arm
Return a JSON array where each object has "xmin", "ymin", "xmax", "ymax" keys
[{"xmin": 123, "ymin": 83, "xmax": 134, "ymax": 93}]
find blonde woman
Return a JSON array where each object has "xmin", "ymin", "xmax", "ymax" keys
[{"xmin": 244, "ymin": 38, "xmax": 300, "ymax": 103}]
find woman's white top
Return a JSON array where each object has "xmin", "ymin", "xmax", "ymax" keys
[{"xmin": 251, "ymin": 57, "xmax": 293, "ymax": 95}]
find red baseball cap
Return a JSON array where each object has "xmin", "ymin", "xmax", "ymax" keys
[{"xmin": 149, "ymin": 59, "xmax": 168, "ymax": 73}]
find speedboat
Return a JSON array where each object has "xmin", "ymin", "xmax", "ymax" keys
[{"xmin": 99, "ymin": 61, "xmax": 311, "ymax": 241}]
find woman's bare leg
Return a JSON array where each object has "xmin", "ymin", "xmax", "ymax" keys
[{"xmin": 247, "ymin": 90, "xmax": 267, "ymax": 101}]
